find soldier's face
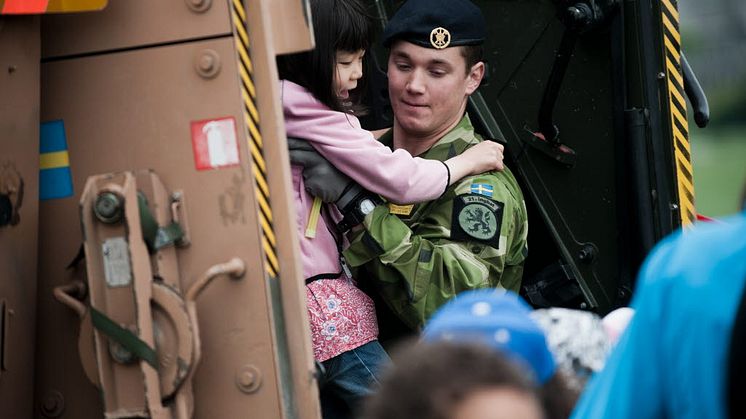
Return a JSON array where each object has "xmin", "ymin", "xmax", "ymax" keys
[{"xmin": 388, "ymin": 41, "xmax": 484, "ymax": 140}]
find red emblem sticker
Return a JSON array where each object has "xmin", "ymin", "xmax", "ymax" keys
[{"xmin": 191, "ymin": 117, "xmax": 240, "ymax": 170}]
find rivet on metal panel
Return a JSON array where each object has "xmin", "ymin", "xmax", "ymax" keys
[
  {"xmin": 109, "ymin": 326, "xmax": 138, "ymax": 364},
  {"xmin": 657, "ymin": 72, "xmax": 666, "ymax": 80},
  {"xmin": 185, "ymin": 0, "xmax": 212, "ymax": 13},
  {"xmin": 236, "ymin": 365, "xmax": 262, "ymax": 393},
  {"xmin": 40, "ymin": 390, "xmax": 65, "ymax": 418},
  {"xmin": 94, "ymin": 191, "xmax": 124, "ymax": 224},
  {"xmin": 195, "ymin": 49, "xmax": 221, "ymax": 79}
]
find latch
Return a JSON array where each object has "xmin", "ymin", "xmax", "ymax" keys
[{"xmin": 53, "ymin": 170, "xmax": 244, "ymax": 419}]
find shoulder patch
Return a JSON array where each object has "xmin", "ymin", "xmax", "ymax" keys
[
  {"xmin": 470, "ymin": 183, "xmax": 494, "ymax": 198},
  {"xmin": 451, "ymin": 194, "xmax": 503, "ymax": 248}
]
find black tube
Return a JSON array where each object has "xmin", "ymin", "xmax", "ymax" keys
[
  {"xmin": 625, "ymin": 108, "xmax": 656, "ymax": 256},
  {"xmin": 681, "ymin": 53, "xmax": 710, "ymax": 128},
  {"xmin": 538, "ymin": 29, "xmax": 578, "ymax": 143}
]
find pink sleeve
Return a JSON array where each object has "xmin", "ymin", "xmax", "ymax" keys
[{"xmin": 283, "ymin": 82, "xmax": 448, "ymax": 204}]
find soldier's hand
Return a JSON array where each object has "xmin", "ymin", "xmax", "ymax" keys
[{"xmin": 287, "ymin": 138, "xmax": 355, "ymax": 203}]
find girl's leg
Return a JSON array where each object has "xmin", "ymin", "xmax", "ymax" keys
[{"xmin": 320, "ymin": 340, "xmax": 391, "ymax": 419}]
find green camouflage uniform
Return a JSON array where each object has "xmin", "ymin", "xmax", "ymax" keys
[{"xmin": 343, "ymin": 115, "xmax": 529, "ymax": 331}]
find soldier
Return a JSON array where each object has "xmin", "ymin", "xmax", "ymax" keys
[{"xmin": 293, "ymin": 0, "xmax": 529, "ymax": 334}]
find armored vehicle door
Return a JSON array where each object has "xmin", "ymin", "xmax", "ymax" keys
[{"xmin": 362, "ymin": 0, "xmax": 702, "ymax": 314}]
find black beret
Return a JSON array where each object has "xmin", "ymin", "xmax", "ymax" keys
[{"xmin": 382, "ymin": 0, "xmax": 486, "ymax": 49}]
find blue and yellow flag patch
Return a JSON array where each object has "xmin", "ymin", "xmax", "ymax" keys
[
  {"xmin": 40, "ymin": 120, "xmax": 73, "ymax": 200},
  {"xmin": 470, "ymin": 183, "xmax": 493, "ymax": 198}
]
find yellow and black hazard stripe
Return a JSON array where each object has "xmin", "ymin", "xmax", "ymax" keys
[
  {"xmin": 231, "ymin": 0, "xmax": 280, "ymax": 278},
  {"xmin": 660, "ymin": 0, "xmax": 696, "ymax": 226}
]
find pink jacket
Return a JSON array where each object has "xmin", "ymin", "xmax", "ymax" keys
[
  {"xmin": 282, "ymin": 80, "xmax": 449, "ymax": 280},
  {"xmin": 281, "ymin": 80, "xmax": 449, "ymax": 361}
]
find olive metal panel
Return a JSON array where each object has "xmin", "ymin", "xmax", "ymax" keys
[
  {"xmin": 0, "ymin": 16, "xmax": 40, "ymax": 419},
  {"xmin": 37, "ymin": 37, "xmax": 285, "ymax": 418},
  {"xmin": 41, "ymin": 0, "xmax": 231, "ymax": 59},
  {"xmin": 475, "ymin": 0, "xmax": 622, "ymax": 311},
  {"xmin": 268, "ymin": 0, "xmax": 313, "ymax": 55}
]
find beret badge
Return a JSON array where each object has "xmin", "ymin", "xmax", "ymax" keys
[{"xmin": 429, "ymin": 27, "xmax": 451, "ymax": 49}]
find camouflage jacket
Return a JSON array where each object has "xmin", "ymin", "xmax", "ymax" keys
[{"xmin": 343, "ymin": 115, "xmax": 529, "ymax": 331}]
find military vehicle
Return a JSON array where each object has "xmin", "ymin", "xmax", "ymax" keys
[{"xmin": 0, "ymin": 0, "xmax": 708, "ymax": 417}]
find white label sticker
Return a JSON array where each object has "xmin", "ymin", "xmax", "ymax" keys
[{"xmin": 102, "ymin": 237, "xmax": 132, "ymax": 287}]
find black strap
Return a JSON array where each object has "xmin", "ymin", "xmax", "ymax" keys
[
  {"xmin": 305, "ymin": 271, "xmax": 343, "ymax": 285},
  {"xmin": 727, "ymin": 277, "xmax": 746, "ymax": 419}
]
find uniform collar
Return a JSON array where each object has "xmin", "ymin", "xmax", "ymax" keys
[{"xmin": 379, "ymin": 114, "xmax": 480, "ymax": 160}]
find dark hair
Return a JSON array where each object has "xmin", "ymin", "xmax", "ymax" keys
[
  {"xmin": 459, "ymin": 45, "xmax": 484, "ymax": 74},
  {"xmin": 362, "ymin": 341, "xmax": 542, "ymax": 419},
  {"xmin": 540, "ymin": 371, "xmax": 581, "ymax": 419},
  {"xmin": 277, "ymin": 0, "xmax": 373, "ymax": 113}
]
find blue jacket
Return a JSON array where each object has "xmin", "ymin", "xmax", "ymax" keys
[{"xmin": 571, "ymin": 209, "xmax": 746, "ymax": 419}]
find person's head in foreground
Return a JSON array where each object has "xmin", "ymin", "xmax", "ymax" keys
[
  {"xmin": 422, "ymin": 289, "xmax": 579, "ymax": 418},
  {"xmin": 362, "ymin": 341, "xmax": 545, "ymax": 419}
]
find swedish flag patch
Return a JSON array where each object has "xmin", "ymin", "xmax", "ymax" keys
[
  {"xmin": 470, "ymin": 183, "xmax": 493, "ymax": 198},
  {"xmin": 40, "ymin": 120, "xmax": 73, "ymax": 200}
]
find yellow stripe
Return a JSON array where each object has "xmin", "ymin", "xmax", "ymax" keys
[
  {"xmin": 242, "ymin": 89, "xmax": 260, "ymax": 123},
  {"xmin": 670, "ymin": 103, "xmax": 689, "ymax": 132},
  {"xmin": 661, "ymin": 0, "xmax": 696, "ymax": 227},
  {"xmin": 669, "ymin": 80, "xmax": 686, "ymax": 110},
  {"xmin": 675, "ymin": 153, "xmax": 695, "ymax": 189},
  {"xmin": 675, "ymin": 145, "xmax": 694, "ymax": 175},
  {"xmin": 262, "ymin": 236, "xmax": 279, "ymax": 271},
  {"xmin": 233, "ymin": 13, "xmax": 249, "ymax": 47},
  {"xmin": 259, "ymin": 211, "xmax": 277, "ymax": 246},
  {"xmin": 664, "ymin": 37, "xmax": 681, "ymax": 62},
  {"xmin": 247, "ymin": 116, "xmax": 263, "ymax": 148},
  {"xmin": 266, "ymin": 263, "xmax": 277, "ymax": 278},
  {"xmin": 675, "ymin": 149, "xmax": 694, "ymax": 184},
  {"xmin": 246, "ymin": 95, "xmax": 260, "ymax": 124},
  {"xmin": 238, "ymin": 59, "xmax": 251, "ymax": 95},
  {"xmin": 235, "ymin": 36, "xmax": 254, "ymax": 75},
  {"xmin": 661, "ymin": 14, "xmax": 681, "ymax": 45},
  {"xmin": 305, "ymin": 197, "xmax": 323, "ymax": 238},
  {"xmin": 666, "ymin": 60, "xmax": 684, "ymax": 87},
  {"xmin": 661, "ymin": 0, "xmax": 680, "ymax": 22},
  {"xmin": 249, "ymin": 138, "xmax": 267, "ymax": 172},
  {"xmin": 252, "ymin": 164, "xmax": 269, "ymax": 196},
  {"xmin": 256, "ymin": 192, "xmax": 273, "ymax": 223},
  {"xmin": 232, "ymin": 0, "xmax": 245, "ymax": 21},
  {"xmin": 238, "ymin": 59, "xmax": 256, "ymax": 97},
  {"xmin": 233, "ymin": 0, "xmax": 281, "ymax": 279},
  {"xmin": 673, "ymin": 129, "xmax": 691, "ymax": 154},
  {"xmin": 39, "ymin": 150, "xmax": 69, "ymax": 170},
  {"xmin": 678, "ymin": 190, "xmax": 695, "ymax": 218},
  {"xmin": 679, "ymin": 201, "xmax": 695, "ymax": 225}
]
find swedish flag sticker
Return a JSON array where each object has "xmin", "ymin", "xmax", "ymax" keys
[
  {"xmin": 470, "ymin": 183, "xmax": 493, "ymax": 198},
  {"xmin": 40, "ymin": 120, "xmax": 74, "ymax": 200}
]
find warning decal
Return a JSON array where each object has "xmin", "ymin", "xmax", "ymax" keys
[{"xmin": 191, "ymin": 117, "xmax": 240, "ymax": 171}]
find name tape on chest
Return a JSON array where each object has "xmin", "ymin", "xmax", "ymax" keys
[
  {"xmin": 389, "ymin": 203, "xmax": 414, "ymax": 216},
  {"xmin": 451, "ymin": 194, "xmax": 504, "ymax": 248}
]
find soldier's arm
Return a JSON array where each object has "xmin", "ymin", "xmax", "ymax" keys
[{"xmin": 343, "ymin": 175, "xmax": 527, "ymax": 330}]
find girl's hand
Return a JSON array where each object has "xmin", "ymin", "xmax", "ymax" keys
[{"xmin": 444, "ymin": 141, "xmax": 505, "ymax": 185}]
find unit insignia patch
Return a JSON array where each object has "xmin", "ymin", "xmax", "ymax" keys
[{"xmin": 451, "ymin": 194, "xmax": 503, "ymax": 248}]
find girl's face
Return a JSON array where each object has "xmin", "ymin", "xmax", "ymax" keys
[{"xmin": 334, "ymin": 49, "xmax": 365, "ymax": 99}]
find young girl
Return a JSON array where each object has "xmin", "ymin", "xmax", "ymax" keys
[{"xmin": 276, "ymin": 0, "xmax": 505, "ymax": 416}]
